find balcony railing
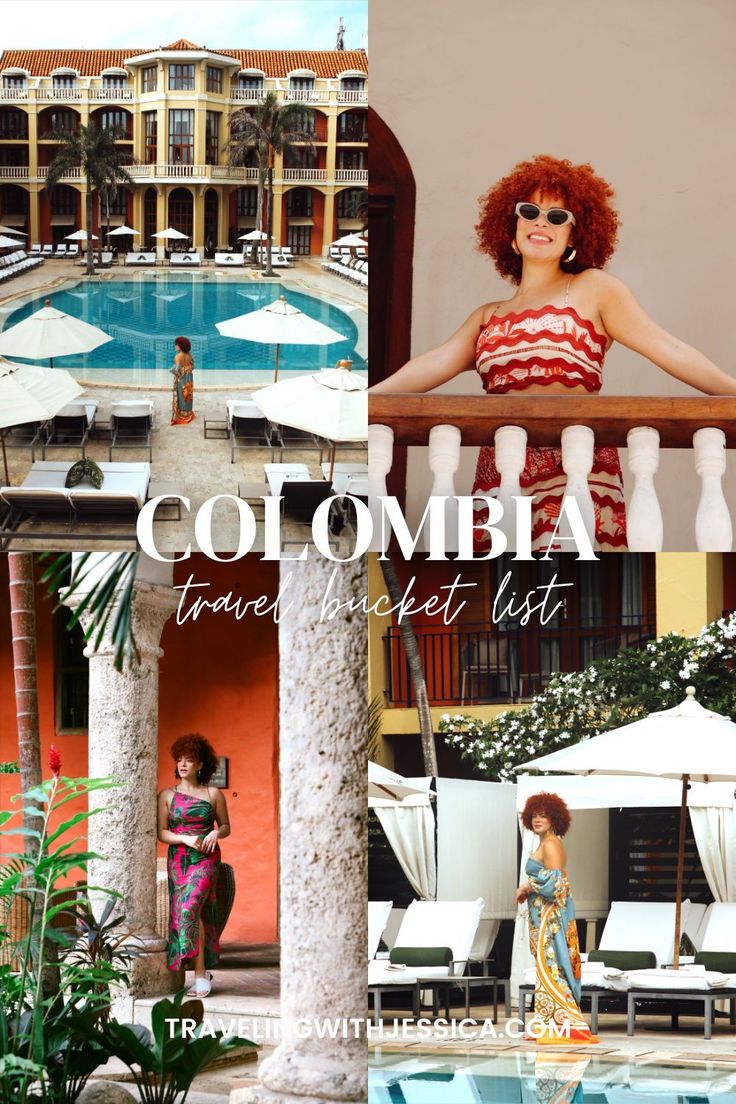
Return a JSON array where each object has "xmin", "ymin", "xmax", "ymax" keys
[
  {"xmin": 126, "ymin": 163, "xmax": 260, "ymax": 181},
  {"xmin": 0, "ymin": 165, "xmax": 30, "ymax": 179},
  {"xmin": 336, "ymin": 168, "xmax": 368, "ymax": 183},
  {"xmin": 284, "ymin": 88, "xmax": 331, "ymax": 103},
  {"xmin": 0, "ymin": 87, "xmax": 28, "ymax": 101},
  {"xmin": 282, "ymin": 167, "xmax": 327, "ymax": 182},
  {"xmin": 231, "ymin": 87, "xmax": 264, "ymax": 102},
  {"xmin": 36, "ymin": 165, "xmax": 81, "ymax": 181},
  {"xmin": 38, "ymin": 87, "xmax": 82, "ymax": 101},
  {"xmin": 384, "ymin": 619, "xmax": 656, "ymax": 707},
  {"xmin": 338, "ymin": 89, "xmax": 368, "ymax": 103},
  {"xmin": 368, "ymin": 395, "xmax": 736, "ymax": 552},
  {"xmin": 89, "ymin": 87, "xmax": 134, "ymax": 100}
]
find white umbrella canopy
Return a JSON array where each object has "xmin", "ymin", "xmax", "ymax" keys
[
  {"xmin": 0, "ymin": 359, "xmax": 83, "ymax": 482},
  {"xmin": 65, "ymin": 229, "xmax": 99, "ymax": 241},
  {"xmin": 517, "ymin": 687, "xmax": 736, "ymax": 967},
  {"xmin": 152, "ymin": 227, "xmax": 189, "ymax": 240},
  {"xmin": 331, "ymin": 233, "xmax": 367, "ymax": 247},
  {"xmin": 0, "ymin": 300, "xmax": 112, "ymax": 367},
  {"xmin": 0, "ymin": 225, "xmax": 26, "ymax": 236},
  {"xmin": 214, "ymin": 295, "xmax": 345, "ymax": 382},
  {"xmin": 238, "ymin": 229, "xmax": 267, "ymax": 241},
  {"xmin": 0, "ymin": 235, "xmax": 25, "ymax": 249},
  {"xmin": 368, "ymin": 762, "xmax": 429, "ymax": 803},
  {"xmin": 253, "ymin": 364, "xmax": 367, "ymax": 477},
  {"xmin": 107, "ymin": 225, "xmax": 140, "ymax": 236}
]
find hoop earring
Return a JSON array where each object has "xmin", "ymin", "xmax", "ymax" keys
[
  {"xmin": 563, "ymin": 246, "xmax": 577, "ymax": 263},
  {"xmin": 511, "ymin": 239, "xmax": 520, "ymax": 256}
]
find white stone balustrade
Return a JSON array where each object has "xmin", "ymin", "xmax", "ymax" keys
[
  {"xmin": 627, "ymin": 427, "xmax": 663, "ymax": 551},
  {"xmin": 425, "ymin": 424, "xmax": 461, "ymax": 552},
  {"xmin": 559, "ymin": 425, "xmax": 596, "ymax": 547},
  {"xmin": 367, "ymin": 397, "xmax": 735, "ymax": 552},
  {"xmin": 693, "ymin": 427, "xmax": 732, "ymax": 552}
]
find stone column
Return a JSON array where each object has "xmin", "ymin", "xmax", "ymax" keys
[
  {"xmin": 63, "ymin": 576, "xmax": 180, "ymax": 999},
  {"xmin": 249, "ymin": 559, "xmax": 367, "ymax": 1104}
]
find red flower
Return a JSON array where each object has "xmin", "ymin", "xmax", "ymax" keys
[{"xmin": 49, "ymin": 745, "xmax": 62, "ymax": 778}]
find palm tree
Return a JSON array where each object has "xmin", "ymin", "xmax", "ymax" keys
[
  {"xmin": 227, "ymin": 91, "xmax": 314, "ymax": 276},
  {"xmin": 381, "ymin": 558, "xmax": 438, "ymax": 775},
  {"xmin": 8, "ymin": 553, "xmax": 42, "ymax": 839},
  {"xmin": 44, "ymin": 122, "xmax": 135, "ymax": 276}
]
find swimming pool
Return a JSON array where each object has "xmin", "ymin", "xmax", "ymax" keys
[
  {"xmin": 2, "ymin": 276, "xmax": 364, "ymax": 372},
  {"xmin": 370, "ymin": 1050, "xmax": 736, "ymax": 1102}
]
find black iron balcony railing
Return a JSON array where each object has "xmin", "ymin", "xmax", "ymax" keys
[{"xmin": 383, "ymin": 619, "xmax": 656, "ymax": 707}]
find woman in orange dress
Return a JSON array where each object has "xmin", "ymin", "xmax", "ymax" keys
[
  {"xmin": 171, "ymin": 335, "xmax": 195, "ymax": 425},
  {"xmin": 371, "ymin": 155, "xmax": 736, "ymax": 550},
  {"xmin": 515, "ymin": 792, "xmax": 598, "ymax": 1045}
]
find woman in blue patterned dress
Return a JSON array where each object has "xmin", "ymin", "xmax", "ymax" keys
[
  {"xmin": 515, "ymin": 792, "xmax": 598, "ymax": 1045},
  {"xmin": 157, "ymin": 733, "xmax": 231, "ymax": 997}
]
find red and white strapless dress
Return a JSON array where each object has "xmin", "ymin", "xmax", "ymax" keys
[{"xmin": 472, "ymin": 303, "xmax": 627, "ymax": 551}]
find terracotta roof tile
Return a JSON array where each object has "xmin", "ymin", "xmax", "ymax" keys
[
  {"xmin": 0, "ymin": 47, "xmax": 367, "ymax": 79},
  {"xmin": 162, "ymin": 38, "xmax": 202, "ymax": 50}
]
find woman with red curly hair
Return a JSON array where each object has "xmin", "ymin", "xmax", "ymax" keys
[
  {"xmin": 372, "ymin": 155, "xmax": 736, "ymax": 550},
  {"xmin": 171, "ymin": 335, "xmax": 195, "ymax": 425},
  {"xmin": 157, "ymin": 733, "xmax": 231, "ymax": 997},
  {"xmin": 516, "ymin": 792, "xmax": 597, "ymax": 1044}
]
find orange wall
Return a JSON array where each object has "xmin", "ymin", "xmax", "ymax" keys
[{"xmin": 0, "ymin": 555, "xmax": 279, "ymax": 943}]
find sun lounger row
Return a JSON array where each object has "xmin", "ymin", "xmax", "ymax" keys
[
  {"xmin": 0, "ymin": 250, "xmax": 45, "ymax": 280},
  {"xmin": 329, "ymin": 245, "xmax": 367, "ymax": 259},
  {"xmin": 77, "ymin": 251, "xmax": 114, "ymax": 267},
  {"xmin": 322, "ymin": 256, "xmax": 368, "ymax": 286},
  {"xmin": 125, "ymin": 252, "xmax": 156, "ymax": 266},
  {"xmin": 32, "ymin": 244, "xmax": 80, "ymax": 258},
  {"xmin": 6, "ymin": 400, "xmax": 155, "ymax": 462}
]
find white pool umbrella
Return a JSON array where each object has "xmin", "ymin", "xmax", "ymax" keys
[
  {"xmin": 153, "ymin": 227, "xmax": 189, "ymax": 240},
  {"xmin": 331, "ymin": 233, "xmax": 366, "ymax": 247},
  {"xmin": 238, "ymin": 229, "xmax": 267, "ymax": 241},
  {"xmin": 0, "ymin": 299, "xmax": 112, "ymax": 367},
  {"xmin": 215, "ymin": 295, "xmax": 345, "ymax": 382},
  {"xmin": 0, "ymin": 225, "xmax": 26, "ymax": 236},
  {"xmin": 65, "ymin": 229, "xmax": 99, "ymax": 241},
  {"xmin": 253, "ymin": 363, "xmax": 366, "ymax": 478},
  {"xmin": 107, "ymin": 225, "xmax": 140, "ymax": 236},
  {"xmin": 0, "ymin": 358, "xmax": 83, "ymax": 482},
  {"xmin": 517, "ymin": 687, "xmax": 736, "ymax": 968},
  {"xmin": 0, "ymin": 236, "xmax": 24, "ymax": 249}
]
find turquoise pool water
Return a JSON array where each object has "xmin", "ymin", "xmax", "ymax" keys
[
  {"xmin": 370, "ymin": 1051, "xmax": 736, "ymax": 1102},
  {"xmin": 3, "ymin": 276, "xmax": 364, "ymax": 372}
]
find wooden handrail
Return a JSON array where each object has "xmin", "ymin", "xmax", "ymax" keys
[{"xmin": 368, "ymin": 394, "xmax": 736, "ymax": 449}]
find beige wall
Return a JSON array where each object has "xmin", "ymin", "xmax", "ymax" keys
[{"xmin": 370, "ymin": 0, "xmax": 736, "ymax": 550}]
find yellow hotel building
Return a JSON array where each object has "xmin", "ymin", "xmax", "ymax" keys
[{"xmin": 0, "ymin": 39, "xmax": 368, "ymax": 255}]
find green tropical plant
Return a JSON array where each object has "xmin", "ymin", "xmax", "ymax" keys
[
  {"xmin": 44, "ymin": 122, "xmax": 135, "ymax": 275},
  {"xmin": 227, "ymin": 91, "xmax": 314, "ymax": 273},
  {"xmin": 0, "ymin": 763, "xmax": 20, "ymax": 775},
  {"xmin": 0, "ymin": 747, "xmax": 124, "ymax": 1103},
  {"xmin": 70, "ymin": 988, "xmax": 249, "ymax": 1104},
  {"xmin": 439, "ymin": 613, "xmax": 736, "ymax": 780},
  {"xmin": 40, "ymin": 552, "xmax": 140, "ymax": 671}
]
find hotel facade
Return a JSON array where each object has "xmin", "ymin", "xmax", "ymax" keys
[{"xmin": 0, "ymin": 40, "xmax": 368, "ymax": 255}]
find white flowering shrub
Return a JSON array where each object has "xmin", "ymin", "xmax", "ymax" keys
[{"xmin": 438, "ymin": 613, "xmax": 736, "ymax": 781}]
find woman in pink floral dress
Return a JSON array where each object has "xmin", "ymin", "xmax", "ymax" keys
[{"xmin": 157, "ymin": 733, "xmax": 231, "ymax": 997}]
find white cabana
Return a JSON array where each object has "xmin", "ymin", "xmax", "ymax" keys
[{"xmin": 510, "ymin": 771, "xmax": 736, "ymax": 1000}]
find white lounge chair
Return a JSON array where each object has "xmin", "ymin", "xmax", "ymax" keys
[
  {"xmin": 226, "ymin": 399, "xmax": 272, "ymax": 461},
  {"xmin": 109, "ymin": 400, "xmax": 154, "ymax": 461},
  {"xmin": 41, "ymin": 244, "xmax": 53, "ymax": 257},
  {"xmin": 597, "ymin": 900, "xmax": 690, "ymax": 967},
  {"xmin": 125, "ymin": 251, "xmax": 156, "ymax": 266},
  {"xmin": 369, "ymin": 898, "xmax": 485, "ymax": 987},
  {"xmin": 215, "ymin": 252, "xmax": 245, "ymax": 267},
  {"xmin": 368, "ymin": 901, "xmax": 393, "ymax": 960},
  {"xmin": 30, "ymin": 243, "xmax": 41, "ymax": 255},
  {"xmin": 169, "ymin": 252, "xmax": 201, "ymax": 266},
  {"xmin": 54, "ymin": 243, "xmax": 67, "ymax": 257},
  {"xmin": 66, "ymin": 244, "xmax": 79, "ymax": 258},
  {"xmin": 42, "ymin": 400, "xmax": 98, "ymax": 458}
]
